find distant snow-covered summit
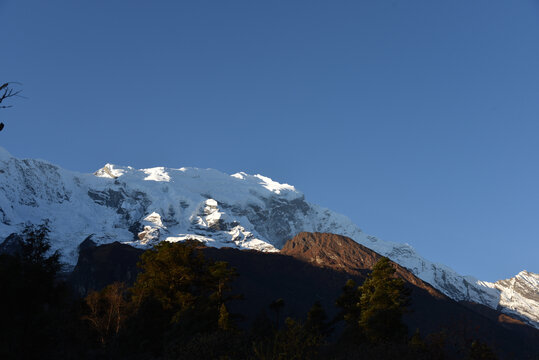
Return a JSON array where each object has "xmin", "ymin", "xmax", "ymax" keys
[{"xmin": 0, "ymin": 147, "xmax": 537, "ymax": 328}]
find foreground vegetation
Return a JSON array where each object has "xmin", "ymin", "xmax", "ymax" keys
[{"xmin": 0, "ymin": 227, "xmax": 499, "ymax": 359}]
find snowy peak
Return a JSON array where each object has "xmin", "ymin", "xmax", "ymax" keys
[
  {"xmin": 94, "ymin": 163, "xmax": 128, "ymax": 179},
  {"xmin": 484, "ymin": 270, "xmax": 539, "ymax": 327},
  {"xmin": 95, "ymin": 164, "xmax": 302, "ymax": 201},
  {"xmin": 231, "ymin": 172, "xmax": 298, "ymax": 196},
  {"xmin": 515, "ymin": 270, "xmax": 539, "ymax": 287}
]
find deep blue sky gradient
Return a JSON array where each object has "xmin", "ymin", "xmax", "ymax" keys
[{"xmin": 1, "ymin": 0, "xmax": 538, "ymax": 281}]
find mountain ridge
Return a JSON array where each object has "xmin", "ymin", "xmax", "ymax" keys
[{"xmin": 0, "ymin": 146, "xmax": 537, "ymax": 328}]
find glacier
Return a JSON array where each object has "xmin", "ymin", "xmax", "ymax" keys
[{"xmin": 0, "ymin": 146, "xmax": 537, "ymax": 328}]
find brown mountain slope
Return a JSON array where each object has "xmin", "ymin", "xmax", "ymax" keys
[
  {"xmin": 281, "ymin": 233, "xmax": 536, "ymax": 331},
  {"xmin": 281, "ymin": 232, "xmax": 444, "ymax": 299}
]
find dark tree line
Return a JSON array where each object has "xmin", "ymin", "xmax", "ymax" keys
[
  {"xmin": 0, "ymin": 225, "xmax": 70, "ymax": 359},
  {"xmin": 0, "ymin": 228, "xmax": 499, "ymax": 359}
]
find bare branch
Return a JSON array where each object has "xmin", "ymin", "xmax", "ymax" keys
[
  {"xmin": 0, "ymin": 83, "xmax": 22, "ymax": 105},
  {"xmin": 0, "ymin": 82, "xmax": 23, "ymax": 132}
]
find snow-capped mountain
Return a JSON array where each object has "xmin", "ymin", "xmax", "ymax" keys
[
  {"xmin": 484, "ymin": 271, "xmax": 539, "ymax": 326},
  {"xmin": 0, "ymin": 147, "xmax": 537, "ymax": 328}
]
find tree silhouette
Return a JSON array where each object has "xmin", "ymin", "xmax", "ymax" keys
[
  {"xmin": 335, "ymin": 256, "xmax": 411, "ymax": 353},
  {"xmin": 252, "ymin": 317, "xmax": 324, "ymax": 360},
  {"xmin": 124, "ymin": 241, "xmax": 240, "ymax": 358},
  {"xmin": 217, "ymin": 303, "xmax": 231, "ymax": 331},
  {"xmin": 336, "ymin": 278, "xmax": 362, "ymax": 339},
  {"xmin": 358, "ymin": 257, "xmax": 410, "ymax": 343},
  {"xmin": 269, "ymin": 298, "xmax": 285, "ymax": 329},
  {"xmin": 0, "ymin": 225, "xmax": 68, "ymax": 359},
  {"xmin": 0, "ymin": 82, "xmax": 22, "ymax": 132},
  {"xmin": 306, "ymin": 301, "xmax": 332, "ymax": 337},
  {"xmin": 467, "ymin": 340, "xmax": 498, "ymax": 360},
  {"xmin": 131, "ymin": 240, "xmax": 236, "ymax": 326},
  {"xmin": 83, "ymin": 282, "xmax": 128, "ymax": 346}
]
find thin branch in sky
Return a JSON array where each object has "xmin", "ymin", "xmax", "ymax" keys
[{"xmin": 0, "ymin": 82, "xmax": 23, "ymax": 108}]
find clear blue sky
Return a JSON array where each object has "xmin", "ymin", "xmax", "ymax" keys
[{"xmin": 1, "ymin": 0, "xmax": 538, "ymax": 281}]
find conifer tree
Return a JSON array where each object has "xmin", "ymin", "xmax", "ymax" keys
[
  {"xmin": 269, "ymin": 298, "xmax": 285, "ymax": 329},
  {"xmin": 306, "ymin": 301, "xmax": 332, "ymax": 337},
  {"xmin": 133, "ymin": 241, "xmax": 209, "ymax": 321},
  {"xmin": 336, "ymin": 256, "xmax": 410, "ymax": 350},
  {"xmin": 118, "ymin": 241, "xmax": 239, "ymax": 358},
  {"xmin": 408, "ymin": 328, "xmax": 428, "ymax": 356},
  {"xmin": 358, "ymin": 257, "xmax": 410, "ymax": 343},
  {"xmin": 253, "ymin": 317, "xmax": 323, "ymax": 360},
  {"xmin": 0, "ymin": 225, "xmax": 67, "ymax": 359},
  {"xmin": 218, "ymin": 303, "xmax": 231, "ymax": 331},
  {"xmin": 467, "ymin": 340, "xmax": 498, "ymax": 360},
  {"xmin": 336, "ymin": 278, "xmax": 362, "ymax": 336}
]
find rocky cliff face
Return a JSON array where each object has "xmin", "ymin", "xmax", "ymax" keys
[{"xmin": 0, "ymin": 146, "xmax": 537, "ymax": 328}]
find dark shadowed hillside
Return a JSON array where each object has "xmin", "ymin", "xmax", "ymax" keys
[
  {"xmin": 69, "ymin": 239, "xmax": 144, "ymax": 296},
  {"xmin": 69, "ymin": 232, "xmax": 539, "ymax": 359}
]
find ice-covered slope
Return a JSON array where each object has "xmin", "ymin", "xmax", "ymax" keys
[
  {"xmin": 0, "ymin": 147, "xmax": 537, "ymax": 328},
  {"xmin": 483, "ymin": 271, "xmax": 539, "ymax": 327}
]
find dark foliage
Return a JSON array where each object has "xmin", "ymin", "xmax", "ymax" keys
[
  {"xmin": 0, "ymin": 225, "xmax": 70, "ymax": 359},
  {"xmin": 118, "ymin": 240, "xmax": 240, "ymax": 358},
  {"xmin": 0, "ymin": 233, "xmax": 530, "ymax": 359},
  {"xmin": 82, "ymin": 282, "xmax": 129, "ymax": 347},
  {"xmin": 358, "ymin": 257, "xmax": 410, "ymax": 342},
  {"xmin": 467, "ymin": 339, "xmax": 499, "ymax": 360}
]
